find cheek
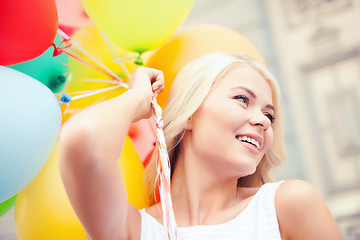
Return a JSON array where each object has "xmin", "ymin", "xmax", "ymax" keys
[
  {"xmin": 198, "ymin": 103, "xmax": 237, "ymax": 129},
  {"xmin": 191, "ymin": 107, "xmax": 234, "ymax": 150},
  {"xmin": 263, "ymin": 128, "xmax": 274, "ymax": 152}
]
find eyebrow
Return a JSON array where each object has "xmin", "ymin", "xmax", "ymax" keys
[{"xmin": 232, "ymin": 86, "xmax": 275, "ymax": 111}]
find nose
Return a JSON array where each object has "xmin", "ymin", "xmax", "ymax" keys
[{"xmin": 249, "ymin": 110, "xmax": 271, "ymax": 130}]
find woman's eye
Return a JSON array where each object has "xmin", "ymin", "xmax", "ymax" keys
[
  {"xmin": 265, "ymin": 113, "xmax": 275, "ymax": 123},
  {"xmin": 234, "ymin": 95, "xmax": 249, "ymax": 105}
]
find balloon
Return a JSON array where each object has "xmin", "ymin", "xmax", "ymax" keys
[
  {"xmin": 55, "ymin": 0, "xmax": 92, "ymax": 28},
  {"xmin": 146, "ymin": 24, "xmax": 265, "ymax": 108},
  {"xmin": 56, "ymin": 0, "xmax": 92, "ymax": 36},
  {"xmin": 80, "ymin": 0, "xmax": 194, "ymax": 54},
  {"xmin": 15, "ymin": 143, "xmax": 87, "ymax": 240},
  {"xmin": 0, "ymin": 0, "xmax": 58, "ymax": 65},
  {"xmin": 128, "ymin": 119, "xmax": 156, "ymax": 164},
  {"xmin": 9, "ymin": 35, "xmax": 70, "ymax": 93},
  {"xmin": 15, "ymin": 137, "xmax": 146, "ymax": 239},
  {"xmin": 58, "ymin": 24, "xmax": 77, "ymax": 36},
  {"xmin": 119, "ymin": 137, "xmax": 148, "ymax": 209},
  {"xmin": 143, "ymin": 147, "xmax": 155, "ymax": 168},
  {"xmin": 0, "ymin": 66, "xmax": 61, "ymax": 203},
  {"xmin": 0, "ymin": 195, "xmax": 17, "ymax": 217}
]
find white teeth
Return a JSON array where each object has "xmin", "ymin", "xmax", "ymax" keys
[{"xmin": 237, "ymin": 136, "xmax": 260, "ymax": 150}]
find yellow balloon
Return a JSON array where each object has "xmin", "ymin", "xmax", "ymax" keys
[
  {"xmin": 15, "ymin": 143, "xmax": 87, "ymax": 240},
  {"xmin": 119, "ymin": 137, "xmax": 148, "ymax": 209},
  {"xmin": 15, "ymin": 137, "xmax": 147, "ymax": 239},
  {"xmin": 62, "ymin": 25, "xmax": 134, "ymax": 122},
  {"xmin": 80, "ymin": 0, "xmax": 195, "ymax": 54}
]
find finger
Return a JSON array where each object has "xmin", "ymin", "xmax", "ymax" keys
[
  {"xmin": 152, "ymin": 83, "xmax": 164, "ymax": 96},
  {"xmin": 151, "ymin": 70, "xmax": 164, "ymax": 89},
  {"xmin": 153, "ymin": 85, "xmax": 164, "ymax": 96},
  {"xmin": 152, "ymin": 78, "xmax": 164, "ymax": 90},
  {"xmin": 145, "ymin": 68, "xmax": 164, "ymax": 84}
]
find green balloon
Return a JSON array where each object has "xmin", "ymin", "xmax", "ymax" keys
[
  {"xmin": 9, "ymin": 34, "xmax": 70, "ymax": 93},
  {"xmin": 0, "ymin": 195, "xmax": 17, "ymax": 216}
]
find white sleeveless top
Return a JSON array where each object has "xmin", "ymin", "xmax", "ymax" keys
[{"xmin": 140, "ymin": 181, "xmax": 284, "ymax": 240}]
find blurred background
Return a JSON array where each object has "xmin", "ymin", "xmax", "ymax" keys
[{"xmin": 1, "ymin": 0, "xmax": 359, "ymax": 239}]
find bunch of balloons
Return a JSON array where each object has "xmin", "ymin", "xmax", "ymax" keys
[{"xmin": 0, "ymin": 0, "xmax": 266, "ymax": 239}]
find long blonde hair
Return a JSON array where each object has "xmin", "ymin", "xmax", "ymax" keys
[{"xmin": 144, "ymin": 52, "xmax": 287, "ymax": 206}]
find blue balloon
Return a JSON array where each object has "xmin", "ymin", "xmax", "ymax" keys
[{"xmin": 0, "ymin": 66, "xmax": 61, "ymax": 202}]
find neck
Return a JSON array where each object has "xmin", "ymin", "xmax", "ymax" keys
[{"xmin": 170, "ymin": 142, "xmax": 239, "ymax": 226}]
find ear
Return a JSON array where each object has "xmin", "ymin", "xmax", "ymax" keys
[{"xmin": 184, "ymin": 116, "xmax": 193, "ymax": 131}]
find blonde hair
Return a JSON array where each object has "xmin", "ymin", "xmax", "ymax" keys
[{"xmin": 144, "ymin": 52, "xmax": 287, "ymax": 206}]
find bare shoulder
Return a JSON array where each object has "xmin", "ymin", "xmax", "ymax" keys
[
  {"xmin": 276, "ymin": 180, "xmax": 320, "ymax": 209},
  {"xmin": 275, "ymin": 180, "xmax": 343, "ymax": 240}
]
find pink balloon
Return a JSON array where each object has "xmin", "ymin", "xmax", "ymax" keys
[
  {"xmin": 55, "ymin": 0, "xmax": 92, "ymax": 27},
  {"xmin": 128, "ymin": 119, "xmax": 156, "ymax": 164}
]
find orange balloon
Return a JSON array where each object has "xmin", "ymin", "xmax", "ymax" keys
[{"xmin": 146, "ymin": 24, "xmax": 265, "ymax": 108}]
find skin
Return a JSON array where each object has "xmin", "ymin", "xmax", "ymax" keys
[{"xmin": 59, "ymin": 66, "xmax": 343, "ymax": 239}]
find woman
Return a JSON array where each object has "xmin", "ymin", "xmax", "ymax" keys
[{"xmin": 59, "ymin": 52, "xmax": 342, "ymax": 239}]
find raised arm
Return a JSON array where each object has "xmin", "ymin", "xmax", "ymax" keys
[
  {"xmin": 276, "ymin": 180, "xmax": 343, "ymax": 240},
  {"xmin": 59, "ymin": 67, "xmax": 164, "ymax": 240}
]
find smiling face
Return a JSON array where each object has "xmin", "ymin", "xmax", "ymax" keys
[{"xmin": 184, "ymin": 63, "xmax": 275, "ymax": 178}]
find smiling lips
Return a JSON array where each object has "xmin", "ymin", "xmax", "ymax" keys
[{"xmin": 236, "ymin": 135, "xmax": 261, "ymax": 150}]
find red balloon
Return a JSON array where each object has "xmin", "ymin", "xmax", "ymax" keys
[{"xmin": 0, "ymin": 0, "xmax": 58, "ymax": 65}]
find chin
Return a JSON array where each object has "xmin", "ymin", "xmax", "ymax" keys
[
  {"xmin": 241, "ymin": 165, "xmax": 257, "ymax": 177},
  {"xmin": 228, "ymin": 160, "xmax": 258, "ymax": 178}
]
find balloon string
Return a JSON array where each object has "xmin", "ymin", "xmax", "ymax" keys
[
  {"xmin": 58, "ymin": 92, "xmax": 72, "ymax": 114},
  {"xmin": 55, "ymin": 89, "xmax": 101, "ymax": 96},
  {"xmin": 62, "ymin": 50, "xmax": 120, "ymax": 81},
  {"xmin": 58, "ymin": 85, "xmax": 125, "ymax": 114},
  {"xmin": 71, "ymin": 85, "xmax": 124, "ymax": 100},
  {"xmin": 51, "ymin": 38, "xmax": 117, "ymax": 81},
  {"xmin": 100, "ymin": 31, "xmax": 131, "ymax": 80},
  {"xmin": 83, "ymin": 78, "xmax": 119, "ymax": 84},
  {"xmin": 151, "ymin": 97, "xmax": 178, "ymax": 240},
  {"xmin": 52, "ymin": 39, "xmax": 72, "ymax": 57},
  {"xmin": 122, "ymin": 56, "xmax": 138, "ymax": 62},
  {"xmin": 57, "ymin": 28, "xmax": 123, "ymax": 83}
]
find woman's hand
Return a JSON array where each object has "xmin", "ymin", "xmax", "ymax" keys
[{"xmin": 128, "ymin": 67, "xmax": 165, "ymax": 121}]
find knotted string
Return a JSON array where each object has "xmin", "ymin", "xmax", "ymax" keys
[
  {"xmin": 151, "ymin": 97, "xmax": 178, "ymax": 240},
  {"xmin": 58, "ymin": 92, "xmax": 72, "ymax": 114}
]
